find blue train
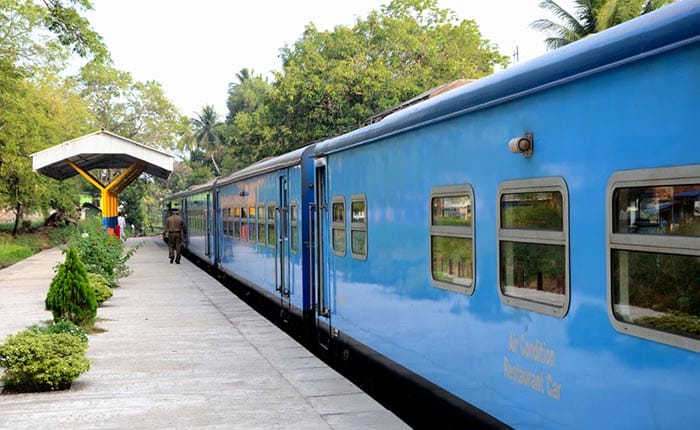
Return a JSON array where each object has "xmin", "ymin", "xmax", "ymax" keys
[{"xmin": 164, "ymin": 2, "xmax": 700, "ymax": 428}]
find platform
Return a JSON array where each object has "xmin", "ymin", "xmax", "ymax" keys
[{"xmin": 0, "ymin": 237, "xmax": 409, "ymax": 429}]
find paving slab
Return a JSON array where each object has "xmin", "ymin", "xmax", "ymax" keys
[{"xmin": 0, "ymin": 237, "xmax": 409, "ymax": 430}]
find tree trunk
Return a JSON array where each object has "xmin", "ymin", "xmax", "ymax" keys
[
  {"xmin": 210, "ymin": 153, "xmax": 221, "ymax": 176},
  {"xmin": 11, "ymin": 202, "xmax": 23, "ymax": 237}
]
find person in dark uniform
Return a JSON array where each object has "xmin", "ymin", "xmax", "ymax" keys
[{"xmin": 164, "ymin": 207, "xmax": 186, "ymax": 264}]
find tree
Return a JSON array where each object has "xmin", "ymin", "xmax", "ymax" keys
[
  {"xmin": 0, "ymin": 0, "xmax": 103, "ymax": 234},
  {"xmin": 530, "ymin": 0, "xmax": 674, "ymax": 50},
  {"xmin": 45, "ymin": 247, "xmax": 97, "ymax": 327},
  {"xmin": 225, "ymin": 68, "xmax": 269, "ymax": 123},
  {"xmin": 221, "ymin": 69, "xmax": 274, "ymax": 172},
  {"xmin": 72, "ymin": 60, "xmax": 189, "ymax": 222},
  {"xmin": 0, "ymin": 74, "xmax": 91, "ymax": 235},
  {"xmin": 268, "ymin": 0, "xmax": 509, "ymax": 152},
  {"xmin": 74, "ymin": 60, "xmax": 187, "ymax": 150},
  {"xmin": 0, "ymin": 0, "xmax": 106, "ymax": 73},
  {"xmin": 191, "ymin": 105, "xmax": 223, "ymax": 176}
]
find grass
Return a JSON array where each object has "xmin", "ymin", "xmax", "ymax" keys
[{"xmin": 0, "ymin": 224, "xmax": 76, "ymax": 269}]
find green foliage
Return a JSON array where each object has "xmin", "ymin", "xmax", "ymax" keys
[
  {"xmin": 45, "ymin": 247, "xmax": 97, "ymax": 326},
  {"xmin": 636, "ymin": 311, "xmax": 700, "ymax": 338},
  {"xmin": 0, "ymin": 225, "xmax": 75, "ymax": 268},
  {"xmin": 0, "ymin": 244, "xmax": 34, "ymax": 267},
  {"xmin": 212, "ymin": 0, "xmax": 510, "ymax": 172},
  {"xmin": 88, "ymin": 272, "xmax": 113, "ymax": 305},
  {"xmin": 531, "ymin": 0, "xmax": 674, "ymax": 50},
  {"xmin": 502, "ymin": 203, "xmax": 563, "ymax": 230},
  {"xmin": 67, "ymin": 217, "xmax": 137, "ymax": 285},
  {"xmin": 267, "ymin": 0, "xmax": 509, "ymax": 152},
  {"xmin": 0, "ymin": 329, "xmax": 90, "ymax": 392},
  {"xmin": 0, "ymin": 74, "xmax": 90, "ymax": 236},
  {"xmin": 29, "ymin": 320, "xmax": 89, "ymax": 344},
  {"xmin": 613, "ymin": 251, "xmax": 700, "ymax": 316},
  {"xmin": 0, "ymin": 0, "xmax": 105, "ymax": 73},
  {"xmin": 74, "ymin": 60, "xmax": 188, "ymax": 150}
]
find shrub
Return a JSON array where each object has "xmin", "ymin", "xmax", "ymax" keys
[
  {"xmin": 45, "ymin": 247, "xmax": 97, "ymax": 327},
  {"xmin": 29, "ymin": 321, "xmax": 89, "ymax": 344},
  {"xmin": 88, "ymin": 272, "xmax": 113, "ymax": 305},
  {"xmin": 68, "ymin": 217, "xmax": 138, "ymax": 286},
  {"xmin": 0, "ymin": 330, "xmax": 90, "ymax": 392}
]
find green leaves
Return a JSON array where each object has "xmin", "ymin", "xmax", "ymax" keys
[
  {"xmin": 0, "ymin": 329, "xmax": 90, "ymax": 392},
  {"xmin": 531, "ymin": 0, "xmax": 675, "ymax": 50},
  {"xmin": 45, "ymin": 246, "xmax": 97, "ymax": 327},
  {"xmin": 268, "ymin": 0, "xmax": 508, "ymax": 152}
]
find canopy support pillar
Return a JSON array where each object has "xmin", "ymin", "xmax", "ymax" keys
[{"xmin": 66, "ymin": 160, "xmax": 147, "ymax": 236}]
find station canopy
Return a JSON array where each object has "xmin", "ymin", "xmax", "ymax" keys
[{"xmin": 31, "ymin": 129, "xmax": 173, "ymax": 180}]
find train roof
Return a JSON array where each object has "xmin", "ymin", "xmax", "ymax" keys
[
  {"xmin": 314, "ymin": 0, "xmax": 700, "ymax": 157},
  {"xmin": 166, "ymin": 177, "xmax": 219, "ymax": 200},
  {"xmin": 164, "ymin": 145, "xmax": 315, "ymax": 201},
  {"xmin": 215, "ymin": 144, "xmax": 314, "ymax": 187}
]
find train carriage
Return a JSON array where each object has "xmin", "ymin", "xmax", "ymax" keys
[
  {"xmin": 214, "ymin": 145, "xmax": 316, "ymax": 322},
  {"xmin": 164, "ymin": 178, "xmax": 218, "ymax": 265},
  {"xmin": 311, "ymin": 2, "xmax": 700, "ymax": 428},
  {"xmin": 163, "ymin": 2, "xmax": 700, "ymax": 428}
]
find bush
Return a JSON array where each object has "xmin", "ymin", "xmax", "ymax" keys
[
  {"xmin": 0, "ymin": 330, "xmax": 90, "ymax": 392},
  {"xmin": 68, "ymin": 217, "xmax": 138, "ymax": 286},
  {"xmin": 29, "ymin": 320, "xmax": 89, "ymax": 344},
  {"xmin": 45, "ymin": 247, "xmax": 97, "ymax": 327},
  {"xmin": 88, "ymin": 272, "xmax": 113, "ymax": 305}
]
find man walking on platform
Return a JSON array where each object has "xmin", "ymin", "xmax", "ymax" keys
[{"xmin": 164, "ymin": 207, "xmax": 186, "ymax": 264}]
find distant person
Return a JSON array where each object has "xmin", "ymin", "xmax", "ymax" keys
[
  {"xmin": 164, "ymin": 208, "xmax": 186, "ymax": 264},
  {"xmin": 117, "ymin": 212, "xmax": 127, "ymax": 240}
]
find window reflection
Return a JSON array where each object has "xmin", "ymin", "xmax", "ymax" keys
[
  {"xmin": 430, "ymin": 188, "xmax": 474, "ymax": 293},
  {"xmin": 257, "ymin": 205, "xmax": 265, "ymax": 244},
  {"xmin": 267, "ymin": 204, "xmax": 276, "ymax": 246},
  {"xmin": 333, "ymin": 202, "xmax": 344, "ymax": 222},
  {"xmin": 613, "ymin": 184, "xmax": 700, "ymax": 236},
  {"xmin": 431, "ymin": 236, "xmax": 473, "ymax": 287},
  {"xmin": 501, "ymin": 192, "xmax": 563, "ymax": 230},
  {"xmin": 433, "ymin": 195, "xmax": 471, "ymax": 227},
  {"xmin": 500, "ymin": 241, "xmax": 566, "ymax": 307},
  {"xmin": 351, "ymin": 200, "xmax": 366, "ymax": 223},
  {"xmin": 333, "ymin": 228, "xmax": 346, "ymax": 253},
  {"xmin": 332, "ymin": 198, "xmax": 346, "ymax": 255},
  {"xmin": 612, "ymin": 249, "xmax": 700, "ymax": 339}
]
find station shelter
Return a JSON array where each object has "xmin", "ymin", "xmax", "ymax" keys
[{"xmin": 31, "ymin": 130, "xmax": 173, "ymax": 236}]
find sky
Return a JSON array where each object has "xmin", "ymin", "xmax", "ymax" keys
[{"xmin": 84, "ymin": 0, "xmax": 569, "ymax": 118}]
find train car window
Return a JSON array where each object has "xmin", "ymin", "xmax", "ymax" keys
[
  {"xmin": 497, "ymin": 178, "xmax": 569, "ymax": 317},
  {"xmin": 607, "ymin": 165, "xmax": 700, "ymax": 351},
  {"xmin": 332, "ymin": 196, "xmax": 346, "ymax": 256},
  {"xmin": 241, "ymin": 207, "xmax": 249, "ymax": 241},
  {"xmin": 430, "ymin": 185, "xmax": 475, "ymax": 294},
  {"xmin": 257, "ymin": 204, "xmax": 265, "ymax": 244},
  {"xmin": 290, "ymin": 201, "xmax": 298, "ymax": 253},
  {"xmin": 351, "ymin": 194, "xmax": 367, "ymax": 260},
  {"xmin": 221, "ymin": 208, "xmax": 229, "ymax": 236},
  {"xmin": 233, "ymin": 207, "xmax": 241, "ymax": 239},
  {"xmin": 248, "ymin": 206, "xmax": 256, "ymax": 242},
  {"xmin": 267, "ymin": 203, "xmax": 276, "ymax": 248}
]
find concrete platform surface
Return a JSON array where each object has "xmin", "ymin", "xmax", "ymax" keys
[{"xmin": 0, "ymin": 237, "xmax": 409, "ymax": 429}]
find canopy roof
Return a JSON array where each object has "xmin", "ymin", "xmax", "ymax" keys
[{"xmin": 31, "ymin": 130, "xmax": 174, "ymax": 180}]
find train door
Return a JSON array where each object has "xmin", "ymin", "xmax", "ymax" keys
[
  {"xmin": 205, "ymin": 192, "xmax": 211, "ymax": 257},
  {"xmin": 276, "ymin": 175, "xmax": 292, "ymax": 312},
  {"xmin": 212, "ymin": 187, "xmax": 220, "ymax": 265},
  {"xmin": 314, "ymin": 160, "xmax": 332, "ymax": 347}
]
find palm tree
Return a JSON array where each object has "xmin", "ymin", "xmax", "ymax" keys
[
  {"xmin": 531, "ymin": 0, "xmax": 674, "ymax": 50},
  {"xmin": 596, "ymin": 0, "xmax": 674, "ymax": 31},
  {"xmin": 191, "ymin": 105, "xmax": 222, "ymax": 176}
]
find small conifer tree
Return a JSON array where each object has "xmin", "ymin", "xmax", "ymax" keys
[{"xmin": 45, "ymin": 247, "xmax": 97, "ymax": 327}]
